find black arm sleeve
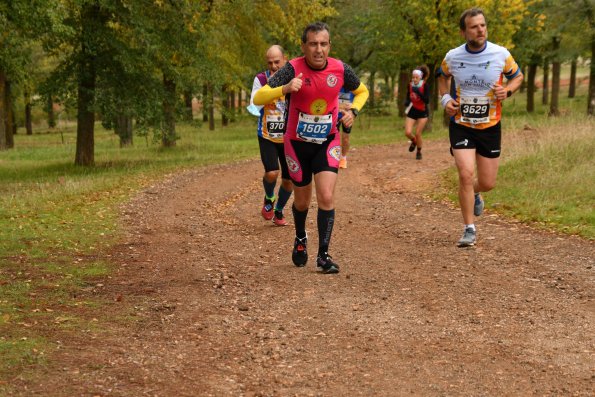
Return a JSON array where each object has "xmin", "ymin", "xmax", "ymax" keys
[
  {"xmin": 267, "ymin": 63, "xmax": 295, "ymax": 88},
  {"xmin": 342, "ymin": 62, "xmax": 361, "ymax": 91}
]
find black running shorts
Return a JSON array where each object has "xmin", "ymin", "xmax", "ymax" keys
[
  {"xmin": 258, "ymin": 136, "xmax": 290, "ymax": 179},
  {"xmin": 406, "ymin": 107, "xmax": 429, "ymax": 120},
  {"xmin": 449, "ymin": 120, "xmax": 501, "ymax": 158},
  {"xmin": 284, "ymin": 133, "xmax": 340, "ymax": 187}
]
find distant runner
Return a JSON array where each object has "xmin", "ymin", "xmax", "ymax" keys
[{"xmin": 403, "ymin": 65, "xmax": 430, "ymax": 160}]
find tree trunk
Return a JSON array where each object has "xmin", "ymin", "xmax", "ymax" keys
[
  {"xmin": 527, "ymin": 63, "xmax": 538, "ymax": 113},
  {"xmin": 208, "ymin": 84, "xmax": 215, "ymax": 131},
  {"xmin": 542, "ymin": 61, "xmax": 549, "ymax": 105},
  {"xmin": 230, "ymin": 89, "xmax": 236, "ymax": 122},
  {"xmin": 75, "ymin": 57, "xmax": 96, "ymax": 165},
  {"xmin": 424, "ymin": 62, "xmax": 436, "ymax": 132},
  {"xmin": 397, "ymin": 70, "xmax": 408, "ymax": 117},
  {"xmin": 549, "ymin": 37, "xmax": 561, "ymax": 117},
  {"xmin": 183, "ymin": 90, "xmax": 193, "ymax": 121},
  {"xmin": 568, "ymin": 58, "xmax": 577, "ymax": 98},
  {"xmin": 519, "ymin": 65, "xmax": 526, "ymax": 93},
  {"xmin": 0, "ymin": 68, "xmax": 7, "ymax": 150},
  {"xmin": 46, "ymin": 94, "xmax": 56, "ymax": 128},
  {"xmin": 115, "ymin": 114, "xmax": 133, "ymax": 147},
  {"xmin": 221, "ymin": 84, "xmax": 229, "ymax": 126},
  {"xmin": 25, "ymin": 90, "xmax": 33, "ymax": 135},
  {"xmin": 162, "ymin": 75, "xmax": 177, "ymax": 147},
  {"xmin": 75, "ymin": 4, "xmax": 100, "ymax": 166},
  {"xmin": 202, "ymin": 83, "xmax": 208, "ymax": 122},
  {"xmin": 5, "ymin": 80, "xmax": 15, "ymax": 147}
]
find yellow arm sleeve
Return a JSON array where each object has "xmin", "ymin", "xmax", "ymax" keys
[
  {"xmin": 351, "ymin": 83, "xmax": 369, "ymax": 112},
  {"xmin": 253, "ymin": 85, "xmax": 284, "ymax": 106}
]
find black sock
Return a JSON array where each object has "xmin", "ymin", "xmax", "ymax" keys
[
  {"xmin": 263, "ymin": 177, "xmax": 276, "ymax": 201},
  {"xmin": 275, "ymin": 185, "xmax": 292, "ymax": 212},
  {"xmin": 317, "ymin": 208, "xmax": 335, "ymax": 256},
  {"xmin": 292, "ymin": 204, "xmax": 308, "ymax": 239}
]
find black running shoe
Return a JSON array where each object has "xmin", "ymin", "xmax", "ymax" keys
[
  {"xmin": 316, "ymin": 252, "xmax": 340, "ymax": 274},
  {"xmin": 292, "ymin": 236, "xmax": 308, "ymax": 267},
  {"xmin": 408, "ymin": 138, "xmax": 417, "ymax": 152}
]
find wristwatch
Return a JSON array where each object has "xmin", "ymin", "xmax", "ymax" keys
[
  {"xmin": 351, "ymin": 108, "xmax": 359, "ymax": 118},
  {"xmin": 506, "ymin": 90, "xmax": 512, "ymax": 98}
]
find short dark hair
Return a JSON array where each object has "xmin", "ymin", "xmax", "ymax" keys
[
  {"xmin": 301, "ymin": 22, "xmax": 330, "ymax": 43},
  {"xmin": 459, "ymin": 8, "xmax": 485, "ymax": 30}
]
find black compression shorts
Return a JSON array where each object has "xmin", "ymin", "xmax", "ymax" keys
[
  {"xmin": 449, "ymin": 121, "xmax": 501, "ymax": 158},
  {"xmin": 258, "ymin": 136, "xmax": 290, "ymax": 179}
]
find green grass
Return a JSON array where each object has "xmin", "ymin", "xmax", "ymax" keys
[
  {"xmin": 0, "ymin": 78, "xmax": 592, "ymax": 381},
  {"xmin": 441, "ymin": 83, "xmax": 594, "ymax": 239}
]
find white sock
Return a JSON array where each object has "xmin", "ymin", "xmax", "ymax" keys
[{"xmin": 465, "ymin": 224, "xmax": 476, "ymax": 231}]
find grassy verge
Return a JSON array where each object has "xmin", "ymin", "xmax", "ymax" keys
[{"xmin": 441, "ymin": 84, "xmax": 594, "ymax": 239}]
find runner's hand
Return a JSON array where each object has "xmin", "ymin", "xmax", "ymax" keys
[
  {"xmin": 493, "ymin": 83, "xmax": 507, "ymax": 101},
  {"xmin": 445, "ymin": 98, "xmax": 459, "ymax": 117},
  {"xmin": 341, "ymin": 110, "xmax": 354, "ymax": 128},
  {"xmin": 283, "ymin": 72, "xmax": 303, "ymax": 94}
]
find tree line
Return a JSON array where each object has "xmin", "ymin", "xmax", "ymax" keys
[{"xmin": 1, "ymin": 0, "xmax": 593, "ymax": 165}]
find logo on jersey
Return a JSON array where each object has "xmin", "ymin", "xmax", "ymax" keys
[
  {"xmin": 285, "ymin": 155, "xmax": 300, "ymax": 174},
  {"xmin": 326, "ymin": 73, "xmax": 338, "ymax": 87},
  {"xmin": 304, "ymin": 78, "xmax": 312, "ymax": 86},
  {"xmin": 310, "ymin": 99, "xmax": 327, "ymax": 115},
  {"xmin": 479, "ymin": 61, "xmax": 490, "ymax": 69},
  {"xmin": 463, "ymin": 75, "xmax": 491, "ymax": 89},
  {"xmin": 457, "ymin": 62, "xmax": 466, "ymax": 69},
  {"xmin": 328, "ymin": 145, "xmax": 341, "ymax": 161}
]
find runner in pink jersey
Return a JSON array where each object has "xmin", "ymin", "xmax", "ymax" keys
[{"xmin": 254, "ymin": 22, "xmax": 369, "ymax": 274}]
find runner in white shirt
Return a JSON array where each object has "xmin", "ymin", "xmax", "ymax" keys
[{"xmin": 437, "ymin": 7, "xmax": 523, "ymax": 247}]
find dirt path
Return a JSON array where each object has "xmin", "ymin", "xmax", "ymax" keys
[{"xmin": 12, "ymin": 140, "xmax": 594, "ymax": 396}]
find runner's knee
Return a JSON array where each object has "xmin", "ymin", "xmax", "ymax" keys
[{"xmin": 264, "ymin": 170, "xmax": 279, "ymax": 182}]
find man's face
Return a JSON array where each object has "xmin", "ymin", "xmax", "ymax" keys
[
  {"xmin": 301, "ymin": 29, "xmax": 331, "ymax": 70},
  {"xmin": 267, "ymin": 50, "xmax": 286, "ymax": 75},
  {"xmin": 461, "ymin": 14, "xmax": 488, "ymax": 49},
  {"xmin": 412, "ymin": 74, "xmax": 421, "ymax": 85}
]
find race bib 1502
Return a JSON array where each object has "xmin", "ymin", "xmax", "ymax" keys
[{"xmin": 296, "ymin": 113, "xmax": 332, "ymax": 144}]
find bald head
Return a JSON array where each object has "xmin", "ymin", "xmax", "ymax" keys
[{"xmin": 266, "ymin": 45, "xmax": 287, "ymax": 75}]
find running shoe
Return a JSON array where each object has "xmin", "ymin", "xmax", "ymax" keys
[
  {"xmin": 474, "ymin": 193, "xmax": 484, "ymax": 216},
  {"xmin": 292, "ymin": 235, "xmax": 308, "ymax": 267},
  {"xmin": 316, "ymin": 252, "xmax": 340, "ymax": 274},
  {"xmin": 273, "ymin": 210, "xmax": 288, "ymax": 226},
  {"xmin": 339, "ymin": 157, "xmax": 347, "ymax": 169},
  {"xmin": 416, "ymin": 151, "xmax": 422, "ymax": 160},
  {"xmin": 261, "ymin": 197, "xmax": 275, "ymax": 220},
  {"xmin": 408, "ymin": 138, "xmax": 417, "ymax": 152},
  {"xmin": 457, "ymin": 227, "xmax": 476, "ymax": 247}
]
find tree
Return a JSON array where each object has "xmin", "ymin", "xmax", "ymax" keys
[{"xmin": 0, "ymin": 0, "xmax": 65, "ymax": 149}]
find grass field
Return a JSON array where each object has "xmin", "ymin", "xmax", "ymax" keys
[{"xmin": 0, "ymin": 79, "xmax": 593, "ymax": 381}]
